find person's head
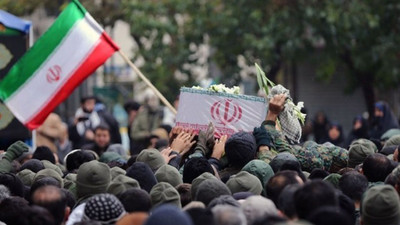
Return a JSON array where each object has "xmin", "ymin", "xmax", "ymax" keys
[
  {"xmin": 307, "ymin": 206, "xmax": 353, "ymax": 225},
  {"xmin": 183, "ymin": 157, "xmax": 214, "ymax": 184},
  {"xmin": 118, "ymin": 188, "xmax": 151, "ymax": 213},
  {"xmin": 144, "ymin": 94, "xmax": 160, "ymax": 112},
  {"xmin": 226, "ymin": 171, "xmax": 263, "ymax": 195},
  {"xmin": 94, "ymin": 125, "xmax": 111, "ymax": 148},
  {"xmin": 186, "ymin": 207, "xmax": 215, "ymax": 225},
  {"xmin": 265, "ymin": 170, "xmax": 304, "ymax": 206},
  {"xmin": 212, "ymin": 205, "xmax": 246, "ymax": 225},
  {"xmin": 126, "ymin": 162, "xmax": 158, "ymax": 193},
  {"xmin": 81, "ymin": 96, "xmax": 96, "ymax": 113},
  {"xmin": 144, "ymin": 204, "xmax": 193, "ymax": 225},
  {"xmin": 328, "ymin": 123, "xmax": 343, "ymax": 141},
  {"xmin": 176, "ymin": 183, "xmax": 192, "ymax": 208},
  {"xmin": 76, "ymin": 161, "xmax": 111, "ymax": 199},
  {"xmin": 150, "ymin": 182, "xmax": 181, "ymax": 208},
  {"xmin": 315, "ymin": 111, "xmax": 328, "ymax": 125},
  {"xmin": 225, "ymin": 131, "xmax": 257, "ymax": 169},
  {"xmin": 65, "ymin": 150, "xmax": 96, "ymax": 173},
  {"xmin": 361, "ymin": 185, "xmax": 400, "ymax": 225},
  {"xmin": 277, "ymin": 184, "xmax": 302, "ymax": 220},
  {"xmin": 124, "ymin": 101, "xmax": 141, "ymax": 123},
  {"xmin": 374, "ymin": 102, "xmax": 386, "ymax": 118},
  {"xmin": 0, "ymin": 196, "xmax": 31, "ymax": 225},
  {"xmin": 0, "ymin": 172, "xmax": 25, "ymax": 197},
  {"xmin": 348, "ymin": 139, "xmax": 377, "ymax": 168},
  {"xmin": 240, "ymin": 196, "xmax": 278, "ymax": 225},
  {"xmin": 195, "ymin": 179, "xmax": 232, "ymax": 206},
  {"xmin": 207, "ymin": 195, "xmax": 240, "ymax": 209},
  {"xmin": 362, "ymin": 153, "xmax": 392, "ymax": 182},
  {"xmin": 83, "ymin": 193, "xmax": 126, "ymax": 224},
  {"xmin": 20, "ymin": 159, "xmax": 45, "ymax": 173},
  {"xmin": 294, "ymin": 180, "xmax": 338, "ymax": 219},
  {"xmin": 32, "ymin": 146, "xmax": 55, "ymax": 164},
  {"xmin": 32, "ymin": 185, "xmax": 69, "ymax": 225}
]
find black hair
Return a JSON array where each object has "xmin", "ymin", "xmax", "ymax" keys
[
  {"xmin": 265, "ymin": 170, "xmax": 302, "ymax": 206},
  {"xmin": 0, "ymin": 172, "xmax": 24, "ymax": 197},
  {"xmin": 362, "ymin": 153, "xmax": 392, "ymax": 182},
  {"xmin": 30, "ymin": 178, "xmax": 61, "ymax": 202},
  {"xmin": 183, "ymin": 157, "xmax": 214, "ymax": 183},
  {"xmin": 186, "ymin": 208, "xmax": 215, "ymax": 225},
  {"xmin": 338, "ymin": 171, "xmax": 368, "ymax": 202},
  {"xmin": 32, "ymin": 185, "xmax": 67, "ymax": 225},
  {"xmin": 0, "ymin": 197, "xmax": 31, "ymax": 225},
  {"xmin": 338, "ymin": 193, "xmax": 356, "ymax": 225},
  {"xmin": 277, "ymin": 184, "xmax": 302, "ymax": 219},
  {"xmin": 32, "ymin": 146, "xmax": 56, "ymax": 164},
  {"xmin": 294, "ymin": 180, "xmax": 338, "ymax": 219},
  {"xmin": 94, "ymin": 124, "xmax": 110, "ymax": 133},
  {"xmin": 307, "ymin": 206, "xmax": 352, "ymax": 225},
  {"xmin": 65, "ymin": 150, "xmax": 95, "ymax": 172},
  {"xmin": 117, "ymin": 188, "xmax": 151, "ymax": 213},
  {"xmin": 308, "ymin": 168, "xmax": 329, "ymax": 180},
  {"xmin": 176, "ymin": 183, "xmax": 192, "ymax": 208}
]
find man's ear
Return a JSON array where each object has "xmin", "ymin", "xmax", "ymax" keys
[{"xmin": 64, "ymin": 206, "xmax": 71, "ymax": 222}]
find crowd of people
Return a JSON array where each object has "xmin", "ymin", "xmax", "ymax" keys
[{"xmin": 0, "ymin": 93, "xmax": 400, "ymax": 225}]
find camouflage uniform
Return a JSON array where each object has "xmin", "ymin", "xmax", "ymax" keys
[
  {"xmin": 295, "ymin": 141, "xmax": 324, "ymax": 172},
  {"xmin": 256, "ymin": 121, "xmax": 296, "ymax": 163}
]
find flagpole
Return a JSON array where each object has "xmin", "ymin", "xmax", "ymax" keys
[{"xmin": 118, "ymin": 50, "xmax": 177, "ymax": 115}]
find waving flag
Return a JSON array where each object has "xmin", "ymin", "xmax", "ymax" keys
[{"xmin": 0, "ymin": 0, "xmax": 119, "ymax": 129}]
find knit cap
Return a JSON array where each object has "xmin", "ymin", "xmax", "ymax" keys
[
  {"xmin": 106, "ymin": 144, "xmax": 127, "ymax": 157},
  {"xmin": 150, "ymin": 182, "xmax": 181, "ymax": 208},
  {"xmin": 100, "ymin": 152, "xmax": 126, "ymax": 164},
  {"xmin": 76, "ymin": 160, "xmax": 111, "ymax": 199},
  {"xmin": 136, "ymin": 148, "xmax": 165, "ymax": 172},
  {"xmin": 16, "ymin": 169, "xmax": 35, "ymax": 186},
  {"xmin": 41, "ymin": 160, "xmax": 63, "ymax": 177},
  {"xmin": 225, "ymin": 131, "xmax": 257, "ymax": 168},
  {"xmin": 241, "ymin": 196, "xmax": 278, "ymax": 225},
  {"xmin": 33, "ymin": 168, "xmax": 64, "ymax": 187},
  {"xmin": 155, "ymin": 164, "xmax": 183, "ymax": 187},
  {"xmin": 190, "ymin": 172, "xmax": 217, "ymax": 199},
  {"xmin": 20, "ymin": 159, "xmax": 44, "ymax": 173},
  {"xmin": 381, "ymin": 129, "xmax": 400, "ymax": 141},
  {"xmin": 126, "ymin": 162, "xmax": 157, "ymax": 193},
  {"xmin": 195, "ymin": 179, "xmax": 232, "ymax": 206},
  {"xmin": 63, "ymin": 173, "xmax": 77, "ymax": 197},
  {"xmin": 110, "ymin": 166, "xmax": 126, "ymax": 180},
  {"xmin": 226, "ymin": 171, "xmax": 263, "ymax": 195},
  {"xmin": 323, "ymin": 173, "xmax": 342, "ymax": 189},
  {"xmin": 361, "ymin": 185, "xmax": 400, "ymax": 225},
  {"xmin": 33, "ymin": 146, "xmax": 55, "ymax": 164},
  {"xmin": 242, "ymin": 160, "xmax": 274, "ymax": 188},
  {"xmin": 348, "ymin": 139, "xmax": 377, "ymax": 168},
  {"xmin": 144, "ymin": 204, "xmax": 193, "ymax": 225},
  {"xmin": 107, "ymin": 175, "xmax": 140, "ymax": 195},
  {"xmin": 270, "ymin": 152, "xmax": 299, "ymax": 173},
  {"xmin": 383, "ymin": 134, "xmax": 400, "ymax": 149},
  {"xmin": 83, "ymin": 193, "xmax": 126, "ymax": 224}
]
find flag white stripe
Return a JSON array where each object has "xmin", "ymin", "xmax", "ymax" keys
[{"xmin": 6, "ymin": 13, "xmax": 102, "ymax": 123}]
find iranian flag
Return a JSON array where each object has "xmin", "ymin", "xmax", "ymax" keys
[{"xmin": 0, "ymin": 0, "xmax": 119, "ymax": 130}]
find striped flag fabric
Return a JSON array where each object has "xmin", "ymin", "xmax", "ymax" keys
[{"xmin": 0, "ymin": 0, "xmax": 119, "ymax": 130}]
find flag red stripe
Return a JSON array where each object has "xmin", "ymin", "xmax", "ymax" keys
[{"xmin": 25, "ymin": 33, "xmax": 118, "ymax": 129}]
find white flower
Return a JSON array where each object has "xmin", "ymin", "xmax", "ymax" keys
[{"xmin": 297, "ymin": 101, "xmax": 304, "ymax": 109}]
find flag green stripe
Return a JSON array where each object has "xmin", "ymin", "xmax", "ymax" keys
[{"xmin": 0, "ymin": 0, "xmax": 86, "ymax": 100}]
